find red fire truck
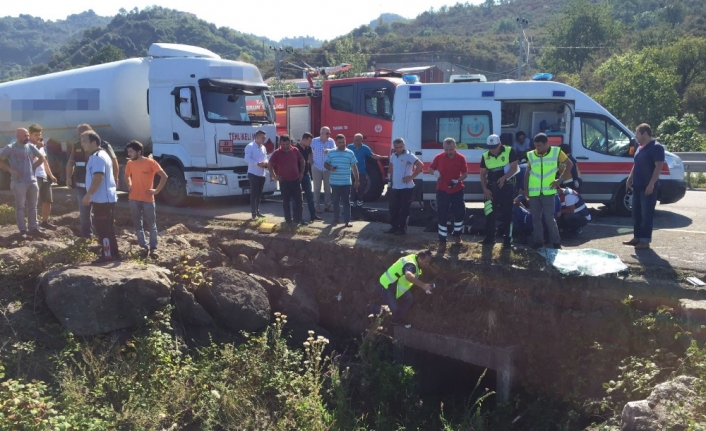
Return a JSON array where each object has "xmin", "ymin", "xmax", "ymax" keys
[{"xmin": 271, "ymin": 70, "xmax": 404, "ymax": 201}]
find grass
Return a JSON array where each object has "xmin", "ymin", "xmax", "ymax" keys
[
  {"xmin": 0, "ymin": 204, "xmax": 14, "ymax": 226},
  {"xmin": 686, "ymin": 173, "xmax": 706, "ymax": 189}
]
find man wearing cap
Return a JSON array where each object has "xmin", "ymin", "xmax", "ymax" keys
[
  {"xmin": 428, "ymin": 137, "xmax": 468, "ymax": 255},
  {"xmin": 480, "ymin": 134, "xmax": 518, "ymax": 249}
]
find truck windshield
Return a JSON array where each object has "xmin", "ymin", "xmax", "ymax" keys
[{"xmin": 200, "ymin": 87, "xmax": 273, "ymax": 124}]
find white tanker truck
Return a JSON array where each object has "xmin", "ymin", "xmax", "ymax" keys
[{"xmin": 0, "ymin": 43, "xmax": 278, "ymax": 206}]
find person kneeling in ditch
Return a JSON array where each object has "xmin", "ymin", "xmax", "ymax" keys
[{"xmin": 370, "ymin": 250, "xmax": 434, "ymax": 328}]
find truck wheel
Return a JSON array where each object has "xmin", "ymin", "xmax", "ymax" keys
[
  {"xmin": 615, "ymin": 185, "xmax": 633, "ymax": 217},
  {"xmin": 423, "ymin": 199, "xmax": 438, "ymax": 215},
  {"xmin": 162, "ymin": 165, "xmax": 188, "ymax": 207},
  {"xmin": 363, "ymin": 159, "xmax": 384, "ymax": 202}
]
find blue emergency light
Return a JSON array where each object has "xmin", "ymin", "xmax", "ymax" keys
[{"xmin": 403, "ymin": 75, "xmax": 420, "ymax": 84}]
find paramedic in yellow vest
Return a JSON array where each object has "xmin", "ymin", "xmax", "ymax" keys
[
  {"xmin": 480, "ymin": 134, "xmax": 519, "ymax": 249},
  {"xmin": 524, "ymin": 133, "xmax": 573, "ymax": 250},
  {"xmin": 373, "ymin": 250, "xmax": 434, "ymax": 327}
]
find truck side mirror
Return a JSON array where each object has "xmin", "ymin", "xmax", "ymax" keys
[{"xmin": 179, "ymin": 88, "xmax": 193, "ymax": 120}]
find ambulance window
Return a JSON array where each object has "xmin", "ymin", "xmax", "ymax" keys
[
  {"xmin": 580, "ymin": 116, "xmax": 632, "ymax": 157},
  {"xmin": 501, "ymin": 103, "xmax": 520, "ymax": 128},
  {"xmin": 421, "ymin": 110, "xmax": 492, "ymax": 149},
  {"xmin": 330, "ymin": 85, "xmax": 354, "ymax": 112}
]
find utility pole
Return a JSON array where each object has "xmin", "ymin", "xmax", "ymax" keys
[
  {"xmin": 268, "ymin": 46, "xmax": 293, "ymax": 80},
  {"xmin": 516, "ymin": 17, "xmax": 528, "ymax": 80}
]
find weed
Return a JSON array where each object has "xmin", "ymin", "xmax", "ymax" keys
[{"xmin": 0, "ymin": 204, "xmax": 14, "ymax": 225}]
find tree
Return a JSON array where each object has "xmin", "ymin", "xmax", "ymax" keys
[
  {"xmin": 89, "ymin": 44, "xmax": 126, "ymax": 65},
  {"xmin": 662, "ymin": 0, "xmax": 686, "ymax": 29},
  {"xmin": 647, "ymin": 37, "xmax": 706, "ymax": 98},
  {"xmin": 323, "ymin": 37, "xmax": 369, "ymax": 79},
  {"xmin": 656, "ymin": 114, "xmax": 706, "ymax": 152},
  {"xmin": 595, "ymin": 51, "xmax": 680, "ymax": 130},
  {"xmin": 540, "ymin": 0, "xmax": 621, "ymax": 73}
]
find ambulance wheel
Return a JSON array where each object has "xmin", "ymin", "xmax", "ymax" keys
[
  {"xmin": 615, "ymin": 185, "xmax": 633, "ymax": 217},
  {"xmin": 162, "ymin": 165, "xmax": 188, "ymax": 207},
  {"xmin": 363, "ymin": 159, "xmax": 384, "ymax": 202}
]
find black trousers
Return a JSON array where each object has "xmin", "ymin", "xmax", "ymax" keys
[
  {"xmin": 388, "ymin": 188, "xmax": 414, "ymax": 231},
  {"xmin": 92, "ymin": 202, "xmax": 119, "ymax": 259},
  {"xmin": 437, "ymin": 189, "xmax": 465, "ymax": 242},
  {"xmin": 248, "ymin": 173, "xmax": 266, "ymax": 216},
  {"xmin": 484, "ymin": 184, "xmax": 514, "ymax": 240},
  {"xmin": 280, "ymin": 179, "xmax": 303, "ymax": 222},
  {"xmin": 559, "ymin": 213, "xmax": 588, "ymax": 232}
]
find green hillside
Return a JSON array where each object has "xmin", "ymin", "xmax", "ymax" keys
[{"xmin": 0, "ymin": 10, "xmax": 112, "ymax": 81}]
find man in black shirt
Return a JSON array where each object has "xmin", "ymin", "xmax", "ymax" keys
[
  {"xmin": 480, "ymin": 134, "xmax": 519, "ymax": 248},
  {"xmin": 295, "ymin": 133, "xmax": 322, "ymax": 222}
]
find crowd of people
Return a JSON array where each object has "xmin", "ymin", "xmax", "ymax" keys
[{"xmin": 0, "ymin": 121, "xmax": 666, "ymax": 325}]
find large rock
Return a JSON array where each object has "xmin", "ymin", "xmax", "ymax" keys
[
  {"xmin": 678, "ymin": 299, "xmax": 706, "ymax": 333},
  {"xmin": 194, "ymin": 267, "xmax": 270, "ymax": 333},
  {"xmin": 172, "ymin": 285, "xmax": 213, "ymax": 326},
  {"xmin": 40, "ymin": 263, "xmax": 172, "ymax": 336},
  {"xmin": 232, "ymin": 254, "xmax": 255, "ymax": 273},
  {"xmin": 621, "ymin": 375, "xmax": 701, "ymax": 431},
  {"xmin": 219, "ymin": 239, "xmax": 265, "ymax": 259},
  {"xmin": 277, "ymin": 274, "xmax": 319, "ymax": 324},
  {"xmin": 0, "ymin": 241, "xmax": 69, "ymax": 267},
  {"xmin": 253, "ymin": 251, "xmax": 279, "ymax": 276}
]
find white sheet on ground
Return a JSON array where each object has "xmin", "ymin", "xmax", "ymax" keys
[{"xmin": 538, "ymin": 248, "xmax": 628, "ymax": 277}]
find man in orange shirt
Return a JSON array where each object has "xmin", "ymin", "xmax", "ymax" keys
[{"xmin": 124, "ymin": 141, "xmax": 168, "ymax": 258}]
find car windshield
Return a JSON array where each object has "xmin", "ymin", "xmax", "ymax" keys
[{"xmin": 200, "ymin": 87, "xmax": 272, "ymax": 124}]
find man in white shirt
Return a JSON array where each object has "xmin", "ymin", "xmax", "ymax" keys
[
  {"xmin": 310, "ymin": 126, "xmax": 336, "ymax": 213},
  {"xmin": 557, "ymin": 187, "xmax": 591, "ymax": 238},
  {"xmin": 386, "ymin": 138, "xmax": 423, "ymax": 235},
  {"xmin": 28, "ymin": 125, "xmax": 58, "ymax": 230},
  {"xmin": 244, "ymin": 130, "xmax": 269, "ymax": 220},
  {"xmin": 81, "ymin": 130, "xmax": 119, "ymax": 262}
]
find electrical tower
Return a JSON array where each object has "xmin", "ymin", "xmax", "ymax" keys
[{"xmin": 516, "ymin": 17, "xmax": 529, "ymax": 80}]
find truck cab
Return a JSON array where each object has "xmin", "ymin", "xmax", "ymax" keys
[
  {"xmin": 272, "ymin": 73, "xmax": 402, "ymax": 201},
  {"xmin": 392, "ymin": 80, "xmax": 687, "ymax": 215}
]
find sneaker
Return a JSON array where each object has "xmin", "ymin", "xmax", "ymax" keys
[
  {"xmin": 18, "ymin": 230, "xmax": 28, "ymax": 240},
  {"xmin": 40, "ymin": 221, "xmax": 58, "ymax": 230},
  {"xmin": 256, "ymin": 212, "xmax": 265, "ymax": 218},
  {"xmin": 344, "ymin": 222, "xmax": 353, "ymax": 228},
  {"xmin": 298, "ymin": 220, "xmax": 309, "ymax": 226},
  {"xmin": 311, "ymin": 215, "xmax": 323, "ymax": 221},
  {"xmin": 634, "ymin": 242, "xmax": 650, "ymax": 250},
  {"xmin": 149, "ymin": 249, "xmax": 159, "ymax": 259},
  {"xmin": 384, "ymin": 228, "xmax": 398, "ymax": 234},
  {"xmin": 139, "ymin": 247, "xmax": 150, "ymax": 258},
  {"xmin": 251, "ymin": 214, "xmax": 258, "ymax": 220},
  {"xmin": 356, "ymin": 201, "xmax": 363, "ymax": 207},
  {"xmin": 622, "ymin": 238, "xmax": 639, "ymax": 246},
  {"xmin": 28, "ymin": 228, "xmax": 49, "ymax": 239}
]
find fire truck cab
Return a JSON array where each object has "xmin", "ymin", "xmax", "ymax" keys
[{"xmin": 272, "ymin": 74, "xmax": 403, "ymax": 201}]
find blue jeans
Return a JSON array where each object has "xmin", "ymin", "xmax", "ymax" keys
[
  {"xmin": 373, "ymin": 283, "xmax": 414, "ymax": 324},
  {"xmin": 331, "ymin": 185, "xmax": 351, "ymax": 223},
  {"xmin": 10, "ymin": 181, "xmax": 39, "ymax": 231},
  {"xmin": 76, "ymin": 187, "xmax": 93, "ymax": 238},
  {"xmin": 301, "ymin": 174, "xmax": 316, "ymax": 219},
  {"xmin": 632, "ymin": 187, "xmax": 658, "ymax": 243},
  {"xmin": 129, "ymin": 200, "xmax": 158, "ymax": 250}
]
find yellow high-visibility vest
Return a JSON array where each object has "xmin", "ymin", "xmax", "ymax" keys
[
  {"xmin": 482, "ymin": 146, "xmax": 511, "ymax": 170},
  {"xmin": 527, "ymin": 147, "xmax": 559, "ymax": 197},
  {"xmin": 379, "ymin": 254, "xmax": 421, "ymax": 299}
]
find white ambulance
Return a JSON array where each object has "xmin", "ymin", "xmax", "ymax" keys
[{"xmin": 391, "ymin": 80, "xmax": 687, "ymax": 215}]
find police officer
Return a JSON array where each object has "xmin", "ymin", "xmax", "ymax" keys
[
  {"xmin": 480, "ymin": 134, "xmax": 518, "ymax": 249},
  {"xmin": 373, "ymin": 250, "xmax": 434, "ymax": 328}
]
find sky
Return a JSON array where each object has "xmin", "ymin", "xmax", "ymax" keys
[{"xmin": 3, "ymin": 0, "xmax": 483, "ymax": 41}]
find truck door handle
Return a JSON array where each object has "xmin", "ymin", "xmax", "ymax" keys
[
  {"xmin": 173, "ymin": 133, "xmax": 180, "ymax": 141},
  {"xmin": 576, "ymin": 156, "xmax": 589, "ymax": 160},
  {"xmin": 415, "ymin": 151, "xmax": 422, "ymax": 155}
]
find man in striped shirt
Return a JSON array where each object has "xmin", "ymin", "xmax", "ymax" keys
[{"xmin": 324, "ymin": 134, "xmax": 359, "ymax": 227}]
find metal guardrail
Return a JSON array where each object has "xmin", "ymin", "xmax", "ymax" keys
[{"xmin": 673, "ymin": 152, "xmax": 706, "ymax": 189}]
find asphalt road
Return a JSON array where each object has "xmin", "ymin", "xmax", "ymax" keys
[
  {"xmin": 2, "ymin": 187, "xmax": 705, "ymax": 273},
  {"xmin": 143, "ymin": 188, "xmax": 706, "ymax": 273}
]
